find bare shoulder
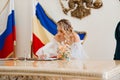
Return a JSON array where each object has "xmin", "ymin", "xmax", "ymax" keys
[{"xmin": 73, "ymin": 32, "xmax": 80, "ymax": 42}]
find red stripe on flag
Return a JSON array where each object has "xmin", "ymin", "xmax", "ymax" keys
[
  {"xmin": 13, "ymin": 26, "xmax": 16, "ymax": 41},
  {"xmin": 0, "ymin": 33, "xmax": 14, "ymax": 58},
  {"xmin": 32, "ymin": 34, "xmax": 45, "ymax": 56}
]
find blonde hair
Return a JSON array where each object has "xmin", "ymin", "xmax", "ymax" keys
[
  {"xmin": 57, "ymin": 19, "xmax": 73, "ymax": 33},
  {"xmin": 57, "ymin": 19, "xmax": 76, "ymax": 45}
]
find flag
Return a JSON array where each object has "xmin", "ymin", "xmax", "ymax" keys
[
  {"xmin": 0, "ymin": 0, "xmax": 16, "ymax": 58},
  {"xmin": 32, "ymin": 1, "xmax": 86, "ymax": 56},
  {"xmin": 32, "ymin": 1, "xmax": 57, "ymax": 56}
]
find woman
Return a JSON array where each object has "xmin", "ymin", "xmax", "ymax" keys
[{"xmin": 36, "ymin": 19, "xmax": 88, "ymax": 60}]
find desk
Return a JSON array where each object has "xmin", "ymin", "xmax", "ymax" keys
[{"xmin": 0, "ymin": 59, "xmax": 120, "ymax": 80}]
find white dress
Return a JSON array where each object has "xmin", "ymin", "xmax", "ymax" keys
[{"xmin": 36, "ymin": 38, "xmax": 88, "ymax": 60}]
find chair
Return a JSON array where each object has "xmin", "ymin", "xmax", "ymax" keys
[{"xmin": 75, "ymin": 31, "xmax": 87, "ymax": 44}]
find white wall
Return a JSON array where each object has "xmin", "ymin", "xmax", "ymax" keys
[
  {"xmin": 36, "ymin": 0, "xmax": 120, "ymax": 60},
  {"xmin": 1, "ymin": 0, "xmax": 120, "ymax": 59}
]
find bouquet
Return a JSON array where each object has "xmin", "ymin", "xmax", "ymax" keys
[{"xmin": 57, "ymin": 41, "xmax": 71, "ymax": 60}]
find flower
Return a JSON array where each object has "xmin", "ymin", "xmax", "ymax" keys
[{"xmin": 57, "ymin": 42, "xmax": 71, "ymax": 60}]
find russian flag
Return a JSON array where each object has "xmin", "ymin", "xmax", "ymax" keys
[
  {"xmin": 32, "ymin": 1, "xmax": 86, "ymax": 56},
  {"xmin": 0, "ymin": 0, "xmax": 16, "ymax": 58}
]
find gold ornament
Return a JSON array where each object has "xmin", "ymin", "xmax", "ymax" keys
[{"xmin": 59, "ymin": 0, "xmax": 103, "ymax": 19}]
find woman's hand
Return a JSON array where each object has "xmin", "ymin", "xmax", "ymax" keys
[{"xmin": 38, "ymin": 53, "xmax": 47, "ymax": 60}]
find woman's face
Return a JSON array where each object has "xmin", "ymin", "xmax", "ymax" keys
[{"xmin": 57, "ymin": 25, "xmax": 65, "ymax": 36}]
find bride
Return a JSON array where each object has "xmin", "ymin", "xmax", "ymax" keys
[
  {"xmin": 36, "ymin": 19, "xmax": 88, "ymax": 60},
  {"xmin": 36, "ymin": 19, "xmax": 88, "ymax": 80}
]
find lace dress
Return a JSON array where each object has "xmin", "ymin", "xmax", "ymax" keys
[{"xmin": 36, "ymin": 38, "xmax": 88, "ymax": 60}]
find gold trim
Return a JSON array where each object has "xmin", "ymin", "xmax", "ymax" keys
[
  {"xmin": 6, "ymin": 50, "xmax": 15, "ymax": 58},
  {"xmin": 0, "ymin": 0, "xmax": 9, "ymax": 16},
  {"xmin": 59, "ymin": 0, "xmax": 71, "ymax": 14},
  {"xmin": 6, "ymin": 43, "xmax": 16, "ymax": 58}
]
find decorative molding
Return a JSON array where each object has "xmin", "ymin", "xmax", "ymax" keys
[{"xmin": 59, "ymin": 0, "xmax": 103, "ymax": 19}]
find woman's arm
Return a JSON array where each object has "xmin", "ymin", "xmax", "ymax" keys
[{"xmin": 36, "ymin": 39, "xmax": 58, "ymax": 59}]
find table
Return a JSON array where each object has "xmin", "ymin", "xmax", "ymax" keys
[{"xmin": 0, "ymin": 59, "xmax": 120, "ymax": 80}]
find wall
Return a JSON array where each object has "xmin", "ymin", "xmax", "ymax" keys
[
  {"xmin": 0, "ymin": 0, "xmax": 120, "ymax": 59},
  {"xmin": 36, "ymin": 0, "xmax": 120, "ymax": 60}
]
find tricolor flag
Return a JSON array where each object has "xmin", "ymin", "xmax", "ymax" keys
[
  {"xmin": 32, "ymin": 1, "xmax": 57, "ymax": 56},
  {"xmin": 0, "ymin": 0, "xmax": 16, "ymax": 58},
  {"xmin": 32, "ymin": 1, "xmax": 86, "ymax": 57}
]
